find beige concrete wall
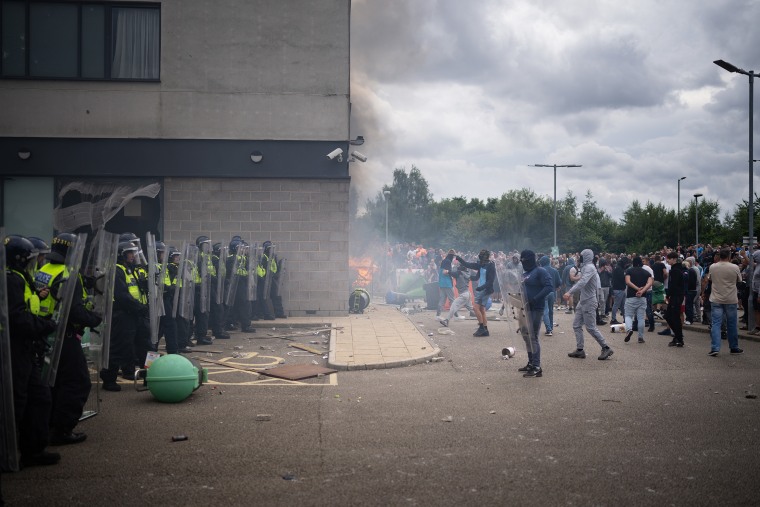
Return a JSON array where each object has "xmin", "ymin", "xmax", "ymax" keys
[
  {"xmin": 162, "ymin": 177, "xmax": 350, "ymax": 315},
  {"xmin": 0, "ymin": 0, "xmax": 350, "ymax": 141}
]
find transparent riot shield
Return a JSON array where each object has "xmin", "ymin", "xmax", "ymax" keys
[
  {"xmin": 215, "ymin": 245, "xmax": 228, "ymax": 305},
  {"xmin": 495, "ymin": 260, "xmax": 532, "ymax": 354},
  {"xmin": 171, "ymin": 243, "xmax": 185, "ymax": 319},
  {"xmin": 0, "ymin": 230, "xmax": 20, "ymax": 472},
  {"xmin": 271, "ymin": 257, "xmax": 285, "ymax": 298},
  {"xmin": 42, "ymin": 233, "xmax": 87, "ymax": 387},
  {"xmin": 86, "ymin": 233, "xmax": 118, "ymax": 371},
  {"xmin": 247, "ymin": 245, "xmax": 261, "ymax": 302},
  {"xmin": 177, "ymin": 243, "xmax": 198, "ymax": 321},
  {"xmin": 224, "ymin": 243, "xmax": 246, "ymax": 307},
  {"xmin": 260, "ymin": 244, "xmax": 276, "ymax": 300},
  {"xmin": 145, "ymin": 233, "xmax": 162, "ymax": 348},
  {"xmin": 81, "ymin": 231, "xmax": 118, "ymax": 419},
  {"xmin": 199, "ymin": 242, "xmax": 211, "ymax": 314}
]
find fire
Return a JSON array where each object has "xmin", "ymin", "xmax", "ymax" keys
[{"xmin": 349, "ymin": 256, "xmax": 378, "ymax": 288}]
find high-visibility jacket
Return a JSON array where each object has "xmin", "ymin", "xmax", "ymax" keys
[
  {"xmin": 10, "ymin": 268, "xmax": 41, "ymax": 315},
  {"xmin": 256, "ymin": 254, "xmax": 278, "ymax": 278},
  {"xmin": 117, "ymin": 264, "xmax": 142, "ymax": 302}
]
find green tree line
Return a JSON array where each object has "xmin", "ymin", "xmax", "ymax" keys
[{"xmin": 352, "ymin": 165, "xmax": 758, "ymax": 255}]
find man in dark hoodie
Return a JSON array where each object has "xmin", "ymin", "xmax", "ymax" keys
[
  {"xmin": 538, "ymin": 256, "xmax": 561, "ymax": 336},
  {"xmin": 519, "ymin": 250, "xmax": 554, "ymax": 377},
  {"xmin": 456, "ymin": 250, "xmax": 496, "ymax": 337}
]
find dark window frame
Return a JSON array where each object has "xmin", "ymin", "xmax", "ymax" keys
[{"xmin": 0, "ymin": 0, "xmax": 160, "ymax": 82}]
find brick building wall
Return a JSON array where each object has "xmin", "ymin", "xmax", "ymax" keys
[{"xmin": 163, "ymin": 177, "xmax": 350, "ymax": 315}]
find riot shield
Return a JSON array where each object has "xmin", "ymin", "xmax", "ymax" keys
[
  {"xmin": 177, "ymin": 243, "xmax": 198, "ymax": 321},
  {"xmin": 199, "ymin": 242, "xmax": 211, "ymax": 314},
  {"xmin": 247, "ymin": 245, "xmax": 261, "ymax": 302},
  {"xmin": 86, "ymin": 232, "xmax": 118, "ymax": 373},
  {"xmin": 495, "ymin": 259, "xmax": 531, "ymax": 354},
  {"xmin": 224, "ymin": 243, "xmax": 246, "ymax": 307},
  {"xmin": 171, "ymin": 243, "xmax": 185, "ymax": 318},
  {"xmin": 42, "ymin": 233, "xmax": 87, "ymax": 387},
  {"xmin": 215, "ymin": 245, "xmax": 228, "ymax": 305},
  {"xmin": 145, "ymin": 233, "xmax": 162, "ymax": 348},
  {"xmin": 0, "ymin": 229, "xmax": 19, "ymax": 472},
  {"xmin": 260, "ymin": 244, "xmax": 276, "ymax": 300},
  {"xmin": 271, "ymin": 257, "xmax": 285, "ymax": 298}
]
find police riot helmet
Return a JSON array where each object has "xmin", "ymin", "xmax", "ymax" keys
[
  {"xmin": 47, "ymin": 232, "xmax": 77, "ymax": 263},
  {"xmin": 117, "ymin": 241, "xmax": 139, "ymax": 261},
  {"xmin": 196, "ymin": 235, "xmax": 211, "ymax": 248},
  {"xmin": 212, "ymin": 242, "xmax": 222, "ymax": 255},
  {"xmin": 28, "ymin": 236, "xmax": 51, "ymax": 254},
  {"xmin": 155, "ymin": 241, "xmax": 166, "ymax": 253},
  {"xmin": 167, "ymin": 246, "xmax": 180, "ymax": 259},
  {"xmin": 4, "ymin": 235, "xmax": 37, "ymax": 271}
]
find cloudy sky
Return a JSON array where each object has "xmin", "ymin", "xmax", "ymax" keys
[{"xmin": 348, "ymin": 0, "xmax": 759, "ymax": 221}]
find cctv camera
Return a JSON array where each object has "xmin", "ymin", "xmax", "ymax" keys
[
  {"xmin": 351, "ymin": 151, "xmax": 368, "ymax": 162},
  {"xmin": 326, "ymin": 148, "xmax": 343, "ymax": 161}
]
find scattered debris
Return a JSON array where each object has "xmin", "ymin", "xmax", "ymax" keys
[
  {"xmin": 442, "ymin": 416, "xmax": 454, "ymax": 423},
  {"xmin": 255, "ymin": 414, "xmax": 272, "ymax": 421},
  {"xmin": 602, "ymin": 399, "xmax": 622, "ymax": 403},
  {"xmin": 192, "ymin": 357, "xmax": 261, "ymax": 376},
  {"xmin": 489, "ymin": 410, "xmax": 496, "ymax": 415},
  {"xmin": 282, "ymin": 473, "xmax": 297, "ymax": 481},
  {"xmin": 289, "ymin": 343, "xmax": 322, "ymax": 355},
  {"xmin": 171, "ymin": 435, "xmax": 188, "ymax": 442},
  {"xmin": 746, "ymin": 394, "xmax": 758, "ymax": 399},
  {"xmin": 431, "ymin": 357, "xmax": 444, "ymax": 362}
]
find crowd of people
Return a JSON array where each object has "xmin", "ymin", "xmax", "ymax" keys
[
  {"xmin": 1, "ymin": 231, "xmax": 285, "ymax": 502},
  {"xmin": 383, "ymin": 240, "xmax": 759, "ymax": 377}
]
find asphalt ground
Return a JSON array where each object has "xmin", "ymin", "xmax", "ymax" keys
[{"xmin": 4, "ymin": 307, "xmax": 759, "ymax": 506}]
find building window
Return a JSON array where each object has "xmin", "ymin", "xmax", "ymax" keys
[{"xmin": 1, "ymin": 1, "xmax": 160, "ymax": 81}]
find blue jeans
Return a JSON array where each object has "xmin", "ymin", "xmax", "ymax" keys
[
  {"xmin": 624, "ymin": 297, "xmax": 647, "ymax": 339},
  {"xmin": 525, "ymin": 309, "xmax": 543, "ymax": 367},
  {"xmin": 543, "ymin": 291, "xmax": 556, "ymax": 332},
  {"xmin": 710, "ymin": 303, "xmax": 739, "ymax": 352},
  {"xmin": 611, "ymin": 289, "xmax": 626, "ymax": 321}
]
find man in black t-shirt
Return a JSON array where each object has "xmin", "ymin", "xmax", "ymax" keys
[
  {"xmin": 623, "ymin": 256, "xmax": 653, "ymax": 343},
  {"xmin": 664, "ymin": 251, "xmax": 688, "ymax": 347}
]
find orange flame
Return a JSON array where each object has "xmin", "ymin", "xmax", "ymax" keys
[{"xmin": 349, "ymin": 256, "xmax": 378, "ymax": 287}]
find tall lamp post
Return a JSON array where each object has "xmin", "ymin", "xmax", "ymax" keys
[
  {"xmin": 531, "ymin": 163, "xmax": 582, "ymax": 253},
  {"xmin": 714, "ymin": 59, "xmax": 756, "ymax": 331},
  {"xmin": 384, "ymin": 190, "xmax": 391, "ymax": 292},
  {"xmin": 694, "ymin": 193, "xmax": 703, "ymax": 247},
  {"xmin": 677, "ymin": 176, "xmax": 686, "ymax": 246}
]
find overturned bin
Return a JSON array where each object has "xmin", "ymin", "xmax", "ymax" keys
[{"xmin": 135, "ymin": 354, "xmax": 208, "ymax": 403}]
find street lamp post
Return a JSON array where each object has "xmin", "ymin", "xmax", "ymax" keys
[
  {"xmin": 531, "ymin": 164, "xmax": 582, "ymax": 253},
  {"xmin": 677, "ymin": 176, "xmax": 686, "ymax": 246},
  {"xmin": 694, "ymin": 193, "xmax": 703, "ymax": 247},
  {"xmin": 714, "ymin": 59, "xmax": 756, "ymax": 331},
  {"xmin": 384, "ymin": 190, "xmax": 391, "ymax": 292}
]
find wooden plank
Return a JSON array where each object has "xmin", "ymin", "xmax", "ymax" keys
[{"xmin": 288, "ymin": 343, "xmax": 323, "ymax": 355}]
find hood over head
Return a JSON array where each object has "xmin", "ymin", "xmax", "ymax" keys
[
  {"xmin": 520, "ymin": 250, "xmax": 537, "ymax": 271},
  {"xmin": 753, "ymin": 250, "xmax": 760, "ymax": 263},
  {"xmin": 580, "ymin": 249, "xmax": 594, "ymax": 265},
  {"xmin": 539, "ymin": 255, "xmax": 550, "ymax": 267}
]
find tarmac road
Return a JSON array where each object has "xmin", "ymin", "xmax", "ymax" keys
[{"xmin": 4, "ymin": 307, "xmax": 760, "ymax": 506}]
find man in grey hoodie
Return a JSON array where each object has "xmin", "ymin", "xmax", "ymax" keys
[{"xmin": 563, "ymin": 249, "xmax": 614, "ymax": 360}]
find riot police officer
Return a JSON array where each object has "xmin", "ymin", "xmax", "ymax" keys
[
  {"xmin": 210, "ymin": 242, "xmax": 230, "ymax": 339},
  {"xmin": 4, "ymin": 235, "xmax": 59, "ymax": 466},
  {"xmin": 100, "ymin": 241, "xmax": 147, "ymax": 391},
  {"xmin": 192, "ymin": 235, "xmax": 214, "ymax": 345},
  {"xmin": 254, "ymin": 241, "xmax": 277, "ymax": 320},
  {"xmin": 35, "ymin": 233, "xmax": 101, "ymax": 445}
]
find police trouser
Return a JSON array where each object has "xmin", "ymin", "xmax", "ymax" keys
[
  {"xmin": 232, "ymin": 277, "xmax": 252, "ymax": 328},
  {"xmin": 254, "ymin": 278, "xmax": 275, "ymax": 319},
  {"xmin": 210, "ymin": 300, "xmax": 226, "ymax": 335},
  {"xmin": 11, "ymin": 344, "xmax": 52, "ymax": 456},
  {"xmin": 51, "ymin": 331, "xmax": 91, "ymax": 433},
  {"xmin": 135, "ymin": 315, "xmax": 152, "ymax": 368},
  {"xmin": 176, "ymin": 316, "xmax": 192, "ymax": 348},
  {"xmin": 161, "ymin": 296, "xmax": 178, "ymax": 353},
  {"xmin": 101, "ymin": 309, "xmax": 137, "ymax": 382},
  {"xmin": 193, "ymin": 287, "xmax": 210, "ymax": 338}
]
